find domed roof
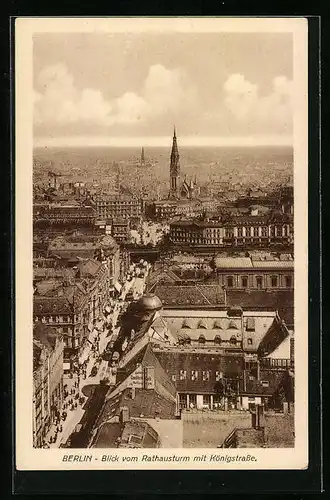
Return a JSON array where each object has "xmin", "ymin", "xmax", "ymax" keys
[{"xmin": 137, "ymin": 293, "xmax": 162, "ymax": 311}]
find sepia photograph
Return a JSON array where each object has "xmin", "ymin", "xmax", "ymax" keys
[{"xmin": 15, "ymin": 17, "xmax": 308, "ymax": 470}]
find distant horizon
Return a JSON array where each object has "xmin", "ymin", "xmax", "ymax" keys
[{"xmin": 34, "ymin": 135, "xmax": 293, "ymax": 149}]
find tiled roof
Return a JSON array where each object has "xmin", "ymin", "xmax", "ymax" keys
[
  {"xmin": 97, "ymin": 387, "xmax": 176, "ymax": 429},
  {"xmin": 34, "ymin": 296, "xmax": 72, "ymax": 315},
  {"xmin": 243, "ymin": 369, "xmax": 289, "ymax": 396},
  {"xmin": 151, "ymin": 285, "xmax": 225, "ymax": 307},
  {"xmin": 93, "ymin": 420, "xmax": 159, "ymax": 448},
  {"xmin": 153, "ymin": 348, "xmax": 245, "ymax": 394},
  {"xmin": 214, "ymin": 257, "xmax": 253, "ymax": 269},
  {"xmin": 77, "ymin": 259, "xmax": 103, "ymax": 277},
  {"xmin": 226, "ymin": 290, "xmax": 294, "ymax": 327},
  {"xmin": 251, "ymin": 260, "xmax": 293, "ymax": 269},
  {"xmin": 34, "ymin": 279, "xmax": 64, "ymax": 296},
  {"xmin": 257, "ymin": 318, "xmax": 289, "ymax": 357}
]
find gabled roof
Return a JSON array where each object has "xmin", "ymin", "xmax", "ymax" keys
[
  {"xmin": 77, "ymin": 258, "xmax": 103, "ymax": 277},
  {"xmin": 257, "ymin": 317, "xmax": 289, "ymax": 357}
]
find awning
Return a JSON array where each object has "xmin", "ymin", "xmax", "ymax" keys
[
  {"xmin": 63, "ymin": 362, "xmax": 71, "ymax": 370},
  {"xmin": 114, "ymin": 281, "xmax": 122, "ymax": 293}
]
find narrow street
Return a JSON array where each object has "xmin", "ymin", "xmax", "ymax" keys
[{"xmin": 43, "ymin": 261, "xmax": 150, "ymax": 448}]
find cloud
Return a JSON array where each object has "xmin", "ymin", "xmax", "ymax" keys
[
  {"xmin": 223, "ymin": 73, "xmax": 293, "ymax": 133},
  {"xmin": 34, "ymin": 63, "xmax": 197, "ymax": 129},
  {"xmin": 34, "ymin": 64, "xmax": 113, "ymax": 126}
]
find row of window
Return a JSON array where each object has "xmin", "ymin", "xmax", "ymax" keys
[
  {"xmin": 224, "ymin": 275, "xmax": 292, "ymax": 288},
  {"xmin": 173, "ymin": 370, "xmax": 225, "ymax": 382}
]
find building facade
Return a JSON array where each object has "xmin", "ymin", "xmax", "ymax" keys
[
  {"xmin": 169, "ymin": 213, "xmax": 293, "ymax": 248},
  {"xmin": 33, "ymin": 325, "xmax": 64, "ymax": 447},
  {"xmin": 95, "ymin": 195, "xmax": 144, "ymax": 220},
  {"xmin": 213, "ymin": 256, "xmax": 294, "ymax": 291}
]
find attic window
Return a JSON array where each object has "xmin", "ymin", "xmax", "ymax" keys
[
  {"xmin": 179, "ymin": 370, "xmax": 186, "ymax": 380},
  {"xmin": 246, "ymin": 317, "xmax": 255, "ymax": 332},
  {"xmin": 202, "ymin": 370, "xmax": 210, "ymax": 381},
  {"xmin": 191, "ymin": 370, "xmax": 198, "ymax": 381},
  {"xmin": 229, "ymin": 320, "xmax": 238, "ymax": 330},
  {"xmin": 214, "ymin": 335, "xmax": 222, "ymax": 344},
  {"xmin": 213, "ymin": 319, "xmax": 223, "ymax": 329},
  {"xmin": 198, "ymin": 335, "xmax": 206, "ymax": 344},
  {"xmin": 230, "ymin": 336, "xmax": 237, "ymax": 345},
  {"xmin": 247, "ymin": 338, "xmax": 253, "ymax": 345},
  {"xmin": 198, "ymin": 319, "xmax": 208, "ymax": 329},
  {"xmin": 182, "ymin": 319, "xmax": 193, "ymax": 329},
  {"xmin": 215, "ymin": 371, "xmax": 222, "ymax": 381}
]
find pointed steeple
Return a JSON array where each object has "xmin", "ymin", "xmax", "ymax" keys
[
  {"xmin": 169, "ymin": 126, "xmax": 180, "ymax": 198},
  {"xmin": 140, "ymin": 147, "xmax": 145, "ymax": 166}
]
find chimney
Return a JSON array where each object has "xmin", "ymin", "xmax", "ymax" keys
[
  {"xmin": 119, "ymin": 406, "xmax": 129, "ymax": 423},
  {"xmin": 257, "ymin": 404, "xmax": 265, "ymax": 428}
]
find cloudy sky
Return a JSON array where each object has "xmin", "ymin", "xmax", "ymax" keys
[{"xmin": 33, "ymin": 32, "xmax": 293, "ymax": 147}]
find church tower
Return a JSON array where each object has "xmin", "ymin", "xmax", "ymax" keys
[
  {"xmin": 140, "ymin": 147, "xmax": 145, "ymax": 167},
  {"xmin": 169, "ymin": 127, "xmax": 180, "ymax": 199}
]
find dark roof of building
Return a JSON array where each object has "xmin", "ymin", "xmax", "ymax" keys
[
  {"xmin": 153, "ymin": 347, "xmax": 244, "ymax": 394},
  {"xmin": 257, "ymin": 318, "xmax": 290, "ymax": 357},
  {"xmin": 97, "ymin": 387, "xmax": 176, "ymax": 427},
  {"xmin": 77, "ymin": 259, "xmax": 103, "ymax": 277},
  {"xmin": 115, "ymin": 343, "xmax": 177, "ymax": 401},
  {"xmin": 226, "ymin": 290, "xmax": 294, "ymax": 327},
  {"xmin": 243, "ymin": 369, "xmax": 290, "ymax": 396},
  {"xmin": 34, "ymin": 296, "xmax": 72, "ymax": 315},
  {"xmin": 151, "ymin": 285, "xmax": 225, "ymax": 307},
  {"xmin": 93, "ymin": 419, "xmax": 159, "ymax": 448}
]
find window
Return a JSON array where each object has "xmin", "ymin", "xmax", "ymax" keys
[
  {"xmin": 261, "ymin": 227, "xmax": 268, "ymax": 237},
  {"xmin": 230, "ymin": 336, "xmax": 237, "ymax": 345},
  {"xmin": 237, "ymin": 227, "xmax": 243, "ymax": 237},
  {"xmin": 256, "ymin": 276, "xmax": 263, "ymax": 289},
  {"xmin": 215, "ymin": 371, "xmax": 222, "ymax": 381},
  {"xmin": 191, "ymin": 370, "xmax": 198, "ymax": 381},
  {"xmin": 202, "ymin": 371, "xmax": 210, "ymax": 381},
  {"xmin": 241, "ymin": 276, "xmax": 248, "ymax": 288},
  {"xmin": 198, "ymin": 335, "xmax": 206, "ymax": 344},
  {"xmin": 271, "ymin": 276, "xmax": 278, "ymax": 287},
  {"xmin": 261, "ymin": 380, "xmax": 269, "ymax": 388},
  {"xmin": 179, "ymin": 370, "xmax": 187, "ymax": 380},
  {"xmin": 203, "ymin": 395, "xmax": 211, "ymax": 406},
  {"xmin": 285, "ymin": 275, "xmax": 292, "ymax": 288},
  {"xmin": 246, "ymin": 317, "xmax": 255, "ymax": 331},
  {"xmin": 214, "ymin": 335, "xmax": 222, "ymax": 344},
  {"xmin": 172, "ymin": 374, "xmax": 176, "ymax": 382},
  {"xmin": 227, "ymin": 276, "xmax": 234, "ymax": 288},
  {"xmin": 179, "ymin": 393, "xmax": 187, "ymax": 408}
]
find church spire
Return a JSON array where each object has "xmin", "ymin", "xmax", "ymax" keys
[
  {"xmin": 140, "ymin": 147, "xmax": 145, "ymax": 167},
  {"xmin": 169, "ymin": 126, "xmax": 180, "ymax": 199}
]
